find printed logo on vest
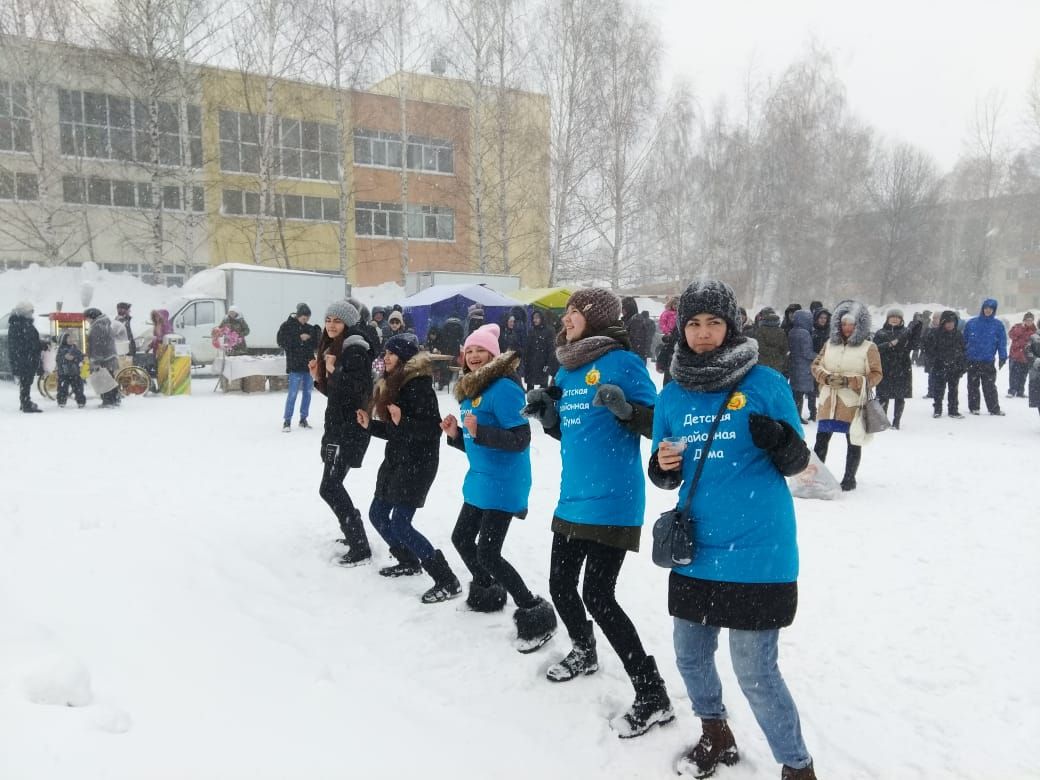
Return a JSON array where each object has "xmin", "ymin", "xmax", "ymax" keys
[
  {"xmin": 471, "ymin": 395, "xmax": 482, "ymax": 408},
  {"xmin": 584, "ymin": 367, "xmax": 601, "ymax": 386},
  {"xmin": 727, "ymin": 391, "xmax": 747, "ymax": 411}
]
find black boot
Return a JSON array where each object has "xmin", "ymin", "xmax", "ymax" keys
[
  {"xmin": 813, "ymin": 432, "xmax": 830, "ymax": 462},
  {"xmin": 21, "ymin": 402, "xmax": 42, "ymax": 413},
  {"xmin": 466, "ymin": 580, "xmax": 508, "ymax": 612},
  {"xmin": 338, "ymin": 508, "xmax": 372, "ymax": 567},
  {"xmin": 512, "ymin": 596, "xmax": 557, "ymax": 653},
  {"xmin": 841, "ymin": 445, "xmax": 862, "ymax": 491},
  {"xmin": 781, "ymin": 761, "xmax": 818, "ymax": 779},
  {"xmin": 546, "ymin": 621, "xmax": 598, "ymax": 682},
  {"xmin": 892, "ymin": 399, "xmax": 904, "ymax": 430},
  {"xmin": 379, "ymin": 546, "xmax": 422, "ymax": 577},
  {"xmin": 676, "ymin": 718, "xmax": 740, "ymax": 778},
  {"xmin": 420, "ymin": 550, "xmax": 462, "ymax": 603},
  {"xmin": 611, "ymin": 655, "xmax": 675, "ymax": 739}
]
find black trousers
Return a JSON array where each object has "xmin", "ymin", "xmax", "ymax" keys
[
  {"xmin": 451, "ymin": 503, "xmax": 535, "ymax": 607},
  {"xmin": 318, "ymin": 456, "xmax": 369, "ymax": 550},
  {"xmin": 880, "ymin": 398, "xmax": 905, "ymax": 425},
  {"xmin": 16, "ymin": 373, "xmax": 33, "ymax": 407},
  {"xmin": 1009, "ymin": 361, "xmax": 1028, "ymax": 396},
  {"xmin": 548, "ymin": 531, "xmax": 647, "ymax": 677},
  {"xmin": 967, "ymin": 361, "xmax": 1000, "ymax": 413},
  {"xmin": 932, "ymin": 370, "xmax": 961, "ymax": 414},
  {"xmin": 57, "ymin": 375, "xmax": 86, "ymax": 406}
]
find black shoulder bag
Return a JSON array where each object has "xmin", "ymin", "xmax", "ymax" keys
[{"xmin": 651, "ymin": 387, "xmax": 738, "ymax": 569}]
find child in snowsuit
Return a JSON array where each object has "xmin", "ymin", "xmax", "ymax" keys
[
  {"xmin": 56, "ymin": 330, "xmax": 87, "ymax": 408},
  {"xmin": 441, "ymin": 324, "xmax": 557, "ymax": 652},
  {"xmin": 357, "ymin": 333, "xmax": 462, "ymax": 603}
]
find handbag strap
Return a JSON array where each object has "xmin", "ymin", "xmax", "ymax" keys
[{"xmin": 677, "ymin": 386, "xmax": 739, "ymax": 519}]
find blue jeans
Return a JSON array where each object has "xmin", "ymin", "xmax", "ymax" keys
[
  {"xmin": 283, "ymin": 372, "xmax": 312, "ymax": 422},
  {"xmin": 673, "ymin": 619, "xmax": 811, "ymax": 769},
  {"xmin": 369, "ymin": 498, "xmax": 435, "ymax": 563}
]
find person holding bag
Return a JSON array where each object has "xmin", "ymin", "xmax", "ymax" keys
[
  {"xmin": 649, "ymin": 280, "xmax": 816, "ymax": 780},
  {"xmin": 810, "ymin": 300, "xmax": 883, "ymax": 491}
]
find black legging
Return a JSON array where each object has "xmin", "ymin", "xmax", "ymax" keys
[
  {"xmin": 793, "ymin": 390, "xmax": 817, "ymax": 420},
  {"xmin": 548, "ymin": 531, "xmax": 647, "ymax": 677},
  {"xmin": 880, "ymin": 398, "xmax": 905, "ymax": 426},
  {"xmin": 451, "ymin": 503, "xmax": 536, "ymax": 607},
  {"xmin": 318, "ymin": 456, "xmax": 369, "ymax": 550},
  {"xmin": 813, "ymin": 431, "xmax": 862, "ymax": 480}
]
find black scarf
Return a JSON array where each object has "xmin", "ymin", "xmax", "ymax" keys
[
  {"xmin": 670, "ymin": 336, "xmax": 759, "ymax": 393},
  {"xmin": 555, "ymin": 325, "xmax": 629, "ymax": 370}
]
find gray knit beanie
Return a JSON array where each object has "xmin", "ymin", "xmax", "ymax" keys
[{"xmin": 324, "ymin": 300, "xmax": 360, "ymax": 327}]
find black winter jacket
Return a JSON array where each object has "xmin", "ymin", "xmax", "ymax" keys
[
  {"xmin": 926, "ymin": 315, "xmax": 967, "ymax": 377},
  {"xmin": 319, "ymin": 331, "xmax": 374, "ymax": 468},
  {"xmin": 523, "ymin": 322, "xmax": 556, "ymax": 386},
  {"xmin": 874, "ymin": 320, "xmax": 922, "ymax": 400},
  {"xmin": 277, "ymin": 315, "xmax": 322, "ymax": 374},
  {"xmin": 57, "ymin": 342, "xmax": 85, "ymax": 377},
  {"xmin": 369, "ymin": 354, "xmax": 442, "ymax": 507},
  {"xmin": 7, "ymin": 313, "xmax": 43, "ymax": 377}
]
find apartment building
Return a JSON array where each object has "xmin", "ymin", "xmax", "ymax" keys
[{"xmin": 0, "ymin": 36, "xmax": 549, "ymax": 288}]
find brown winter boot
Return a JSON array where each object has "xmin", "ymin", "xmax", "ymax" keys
[
  {"xmin": 781, "ymin": 761, "xmax": 817, "ymax": 779},
  {"xmin": 675, "ymin": 718, "xmax": 739, "ymax": 778}
]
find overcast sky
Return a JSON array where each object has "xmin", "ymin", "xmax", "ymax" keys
[{"xmin": 654, "ymin": 0, "xmax": 1040, "ymax": 169}]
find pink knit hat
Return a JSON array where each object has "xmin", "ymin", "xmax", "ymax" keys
[{"xmin": 463, "ymin": 323, "xmax": 501, "ymax": 357}]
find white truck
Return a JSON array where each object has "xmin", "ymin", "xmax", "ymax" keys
[
  {"xmin": 165, "ymin": 264, "xmax": 348, "ymax": 365},
  {"xmin": 404, "ymin": 271, "xmax": 520, "ymax": 296}
]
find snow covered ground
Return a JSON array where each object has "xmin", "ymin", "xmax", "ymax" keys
[{"xmin": 0, "ymin": 366, "xmax": 1037, "ymax": 780}]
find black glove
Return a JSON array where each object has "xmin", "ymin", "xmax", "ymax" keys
[
  {"xmin": 522, "ymin": 386, "xmax": 561, "ymax": 429},
  {"xmin": 998, "ymin": 358, "xmax": 1007, "ymax": 370},
  {"xmin": 591, "ymin": 383, "xmax": 632, "ymax": 420},
  {"xmin": 749, "ymin": 414, "xmax": 786, "ymax": 451}
]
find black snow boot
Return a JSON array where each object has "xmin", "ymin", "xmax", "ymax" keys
[
  {"xmin": 611, "ymin": 655, "xmax": 675, "ymax": 739},
  {"xmin": 337, "ymin": 510, "xmax": 372, "ymax": 567},
  {"xmin": 546, "ymin": 621, "xmax": 598, "ymax": 682},
  {"xmin": 420, "ymin": 550, "xmax": 462, "ymax": 604},
  {"xmin": 813, "ymin": 432, "xmax": 830, "ymax": 462},
  {"xmin": 512, "ymin": 597, "xmax": 558, "ymax": 654},
  {"xmin": 841, "ymin": 444, "xmax": 862, "ymax": 492},
  {"xmin": 676, "ymin": 718, "xmax": 740, "ymax": 778},
  {"xmin": 21, "ymin": 401, "xmax": 42, "ymax": 413},
  {"xmin": 466, "ymin": 580, "xmax": 508, "ymax": 612},
  {"xmin": 379, "ymin": 546, "xmax": 422, "ymax": 577}
]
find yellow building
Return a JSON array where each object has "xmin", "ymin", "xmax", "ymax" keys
[{"xmin": 0, "ymin": 35, "xmax": 550, "ymax": 288}]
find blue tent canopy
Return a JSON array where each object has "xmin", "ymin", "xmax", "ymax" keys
[{"xmin": 401, "ymin": 284, "xmax": 523, "ymax": 343}]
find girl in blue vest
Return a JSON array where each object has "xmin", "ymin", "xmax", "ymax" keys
[
  {"xmin": 523, "ymin": 288, "xmax": 672, "ymax": 739},
  {"xmin": 440, "ymin": 324, "xmax": 558, "ymax": 652},
  {"xmin": 649, "ymin": 280, "xmax": 816, "ymax": 780}
]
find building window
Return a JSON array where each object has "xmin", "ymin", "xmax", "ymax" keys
[
  {"xmin": 62, "ymin": 175, "xmax": 204, "ymax": 212},
  {"xmin": 353, "ymin": 128, "xmax": 453, "ymax": 175},
  {"xmin": 221, "ymin": 188, "xmax": 339, "ymax": 222},
  {"xmin": 1004, "ymin": 295, "xmax": 1016, "ymax": 309},
  {"xmin": 0, "ymin": 171, "xmax": 39, "ymax": 201},
  {"xmin": 58, "ymin": 89, "xmax": 202, "ymax": 167},
  {"xmin": 355, "ymin": 201, "xmax": 454, "ymax": 241},
  {"xmin": 1005, "ymin": 268, "xmax": 1018, "ymax": 281},
  {"xmin": 0, "ymin": 80, "xmax": 31, "ymax": 153},
  {"xmin": 219, "ymin": 110, "xmax": 339, "ymax": 182}
]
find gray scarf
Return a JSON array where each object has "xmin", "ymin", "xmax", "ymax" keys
[
  {"xmin": 670, "ymin": 337, "xmax": 759, "ymax": 393},
  {"xmin": 556, "ymin": 335, "xmax": 623, "ymax": 371}
]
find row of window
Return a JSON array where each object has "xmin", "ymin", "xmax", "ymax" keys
[
  {"xmin": 353, "ymin": 128, "xmax": 454, "ymax": 174},
  {"xmin": 221, "ymin": 189, "xmax": 341, "ymax": 223},
  {"xmin": 0, "ymin": 170, "xmax": 39, "ymax": 202},
  {"xmin": 355, "ymin": 200, "xmax": 454, "ymax": 241},
  {"xmin": 62, "ymin": 176, "xmax": 205, "ymax": 213},
  {"xmin": 0, "ymin": 80, "xmax": 31, "ymax": 153},
  {"xmin": 219, "ymin": 110, "xmax": 340, "ymax": 182},
  {"xmin": 58, "ymin": 89, "xmax": 203, "ymax": 168}
]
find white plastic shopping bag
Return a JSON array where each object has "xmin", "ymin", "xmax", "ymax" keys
[{"xmin": 788, "ymin": 450, "xmax": 842, "ymax": 501}]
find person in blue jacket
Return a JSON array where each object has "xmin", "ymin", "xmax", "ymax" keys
[
  {"xmin": 523, "ymin": 287, "xmax": 673, "ymax": 740},
  {"xmin": 649, "ymin": 280, "xmax": 816, "ymax": 780},
  {"xmin": 963, "ymin": 298, "xmax": 1008, "ymax": 416},
  {"xmin": 440, "ymin": 323, "xmax": 558, "ymax": 653}
]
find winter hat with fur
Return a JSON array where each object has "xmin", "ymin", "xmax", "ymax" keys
[
  {"xmin": 13, "ymin": 301, "xmax": 34, "ymax": 317},
  {"xmin": 886, "ymin": 308, "xmax": 904, "ymax": 321},
  {"xmin": 566, "ymin": 288, "xmax": 621, "ymax": 332},
  {"xmin": 464, "ymin": 323, "xmax": 501, "ymax": 357},
  {"xmin": 296, "ymin": 303, "xmax": 311, "ymax": 317},
  {"xmin": 384, "ymin": 332, "xmax": 419, "ymax": 363},
  {"xmin": 677, "ymin": 280, "xmax": 741, "ymax": 336},
  {"xmin": 324, "ymin": 300, "xmax": 360, "ymax": 327},
  {"xmin": 387, "ymin": 310, "xmax": 404, "ymax": 325}
]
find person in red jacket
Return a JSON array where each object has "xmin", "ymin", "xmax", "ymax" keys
[{"xmin": 1008, "ymin": 312, "xmax": 1036, "ymax": 399}]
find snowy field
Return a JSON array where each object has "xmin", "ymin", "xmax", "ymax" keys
[{"xmin": 1, "ymin": 367, "xmax": 1037, "ymax": 780}]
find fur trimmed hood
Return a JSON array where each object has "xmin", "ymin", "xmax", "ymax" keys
[
  {"xmin": 829, "ymin": 300, "xmax": 872, "ymax": 346},
  {"xmin": 454, "ymin": 351, "xmax": 521, "ymax": 401},
  {"xmin": 372, "ymin": 351, "xmax": 433, "ymax": 420}
]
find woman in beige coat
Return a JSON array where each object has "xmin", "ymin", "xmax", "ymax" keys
[{"xmin": 811, "ymin": 300, "xmax": 883, "ymax": 491}]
